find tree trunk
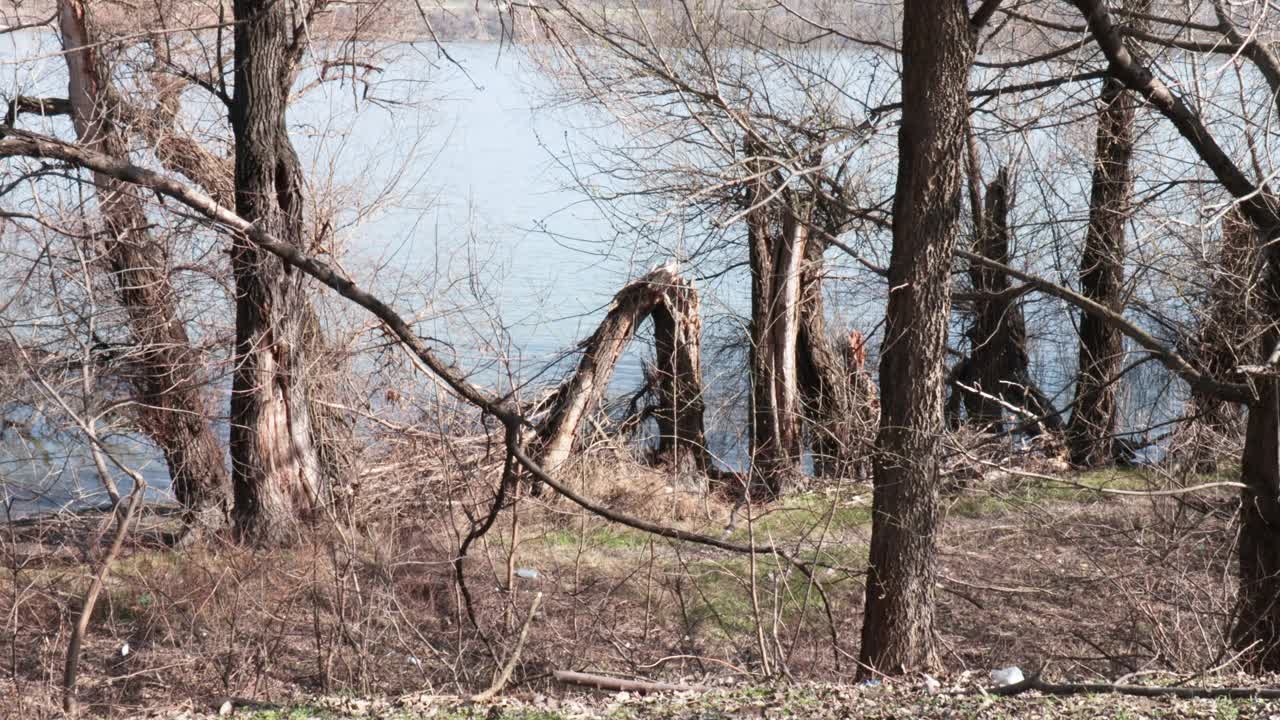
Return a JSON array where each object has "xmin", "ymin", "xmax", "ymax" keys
[
  {"xmin": 58, "ymin": 0, "xmax": 229, "ymax": 529},
  {"xmin": 857, "ymin": 0, "xmax": 972, "ymax": 677},
  {"xmin": 650, "ymin": 275, "xmax": 710, "ymax": 472},
  {"xmin": 1065, "ymin": 79, "xmax": 1138, "ymax": 467},
  {"xmin": 1233, "ymin": 231, "xmax": 1280, "ymax": 670},
  {"xmin": 536, "ymin": 268, "xmax": 707, "ymax": 474},
  {"xmin": 744, "ymin": 154, "xmax": 806, "ymax": 498},
  {"xmin": 1234, "ymin": 337, "xmax": 1280, "ymax": 670},
  {"xmin": 797, "ymin": 234, "xmax": 860, "ymax": 479},
  {"xmin": 228, "ymin": 0, "xmax": 326, "ymax": 544}
]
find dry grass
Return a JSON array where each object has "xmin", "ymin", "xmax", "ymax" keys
[{"xmin": 0, "ymin": 444, "xmax": 1249, "ymax": 718}]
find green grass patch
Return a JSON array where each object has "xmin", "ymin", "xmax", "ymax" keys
[
  {"xmin": 724, "ymin": 492, "xmax": 872, "ymax": 545},
  {"xmin": 538, "ymin": 525, "xmax": 651, "ymax": 551},
  {"xmin": 682, "ymin": 553, "xmax": 860, "ymax": 641},
  {"xmin": 946, "ymin": 467, "xmax": 1157, "ymax": 519}
]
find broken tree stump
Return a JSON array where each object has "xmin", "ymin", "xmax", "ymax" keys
[{"xmin": 534, "ymin": 266, "xmax": 709, "ymax": 475}]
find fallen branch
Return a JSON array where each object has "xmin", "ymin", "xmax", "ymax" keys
[
  {"xmin": 552, "ymin": 669, "xmax": 705, "ymax": 694},
  {"xmin": 993, "ymin": 666, "xmax": 1280, "ymax": 699}
]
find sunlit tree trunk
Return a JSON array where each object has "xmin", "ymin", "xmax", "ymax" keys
[
  {"xmin": 744, "ymin": 163, "xmax": 806, "ymax": 497},
  {"xmin": 858, "ymin": 0, "xmax": 973, "ymax": 677},
  {"xmin": 797, "ymin": 234, "xmax": 859, "ymax": 478},
  {"xmin": 650, "ymin": 275, "xmax": 710, "ymax": 472},
  {"xmin": 58, "ymin": 0, "xmax": 229, "ymax": 530},
  {"xmin": 228, "ymin": 0, "xmax": 326, "ymax": 544}
]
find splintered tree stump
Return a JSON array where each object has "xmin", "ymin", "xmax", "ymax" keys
[
  {"xmin": 534, "ymin": 266, "xmax": 709, "ymax": 475},
  {"xmin": 951, "ymin": 167, "xmax": 1061, "ymax": 436},
  {"xmin": 650, "ymin": 277, "xmax": 710, "ymax": 471}
]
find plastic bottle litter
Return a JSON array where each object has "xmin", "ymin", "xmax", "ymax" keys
[
  {"xmin": 989, "ymin": 666, "xmax": 1025, "ymax": 687},
  {"xmin": 514, "ymin": 568, "xmax": 540, "ymax": 580}
]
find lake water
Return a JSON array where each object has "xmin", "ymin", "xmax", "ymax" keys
[{"xmin": 5, "ymin": 36, "xmax": 1265, "ymax": 515}]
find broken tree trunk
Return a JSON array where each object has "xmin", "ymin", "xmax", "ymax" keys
[
  {"xmin": 650, "ymin": 275, "xmax": 711, "ymax": 471},
  {"xmin": 954, "ymin": 168, "xmax": 1063, "ymax": 436},
  {"xmin": 535, "ymin": 267, "xmax": 708, "ymax": 475},
  {"xmin": 745, "ymin": 144, "xmax": 806, "ymax": 498},
  {"xmin": 843, "ymin": 330, "xmax": 878, "ymax": 481},
  {"xmin": 797, "ymin": 231, "xmax": 862, "ymax": 479}
]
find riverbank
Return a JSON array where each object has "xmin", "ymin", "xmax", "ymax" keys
[{"xmin": 0, "ymin": 445, "xmax": 1248, "ymax": 717}]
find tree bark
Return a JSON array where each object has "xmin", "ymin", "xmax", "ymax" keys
[
  {"xmin": 649, "ymin": 275, "xmax": 710, "ymax": 471},
  {"xmin": 1233, "ymin": 232, "xmax": 1280, "ymax": 670},
  {"xmin": 1234, "ymin": 328, "xmax": 1280, "ymax": 671},
  {"xmin": 858, "ymin": 0, "xmax": 973, "ymax": 677},
  {"xmin": 228, "ymin": 0, "xmax": 326, "ymax": 544},
  {"xmin": 57, "ymin": 0, "xmax": 229, "ymax": 529},
  {"xmin": 1065, "ymin": 76, "xmax": 1138, "ymax": 468}
]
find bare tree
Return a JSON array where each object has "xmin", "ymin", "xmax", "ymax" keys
[
  {"xmin": 857, "ymin": 0, "xmax": 974, "ymax": 676},
  {"xmin": 1067, "ymin": 0, "xmax": 1280, "ymax": 669},
  {"xmin": 55, "ymin": 0, "xmax": 230, "ymax": 530},
  {"xmin": 227, "ymin": 0, "xmax": 331, "ymax": 544},
  {"xmin": 1065, "ymin": 64, "xmax": 1142, "ymax": 468}
]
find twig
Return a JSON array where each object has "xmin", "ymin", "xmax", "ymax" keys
[
  {"xmin": 472, "ymin": 592, "xmax": 543, "ymax": 702},
  {"xmin": 63, "ymin": 481, "xmax": 144, "ymax": 715}
]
